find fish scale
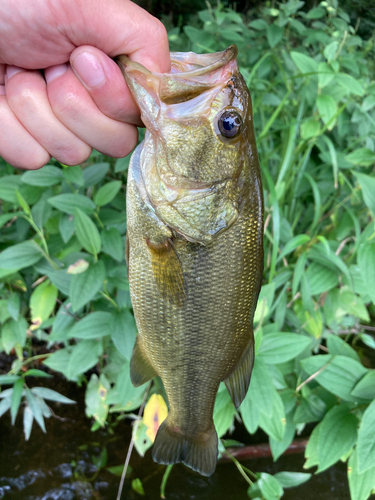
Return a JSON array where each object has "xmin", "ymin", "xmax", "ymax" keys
[{"xmin": 119, "ymin": 45, "xmax": 263, "ymax": 476}]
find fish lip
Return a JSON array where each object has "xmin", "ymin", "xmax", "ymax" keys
[{"xmin": 117, "ymin": 45, "xmax": 238, "ymax": 78}]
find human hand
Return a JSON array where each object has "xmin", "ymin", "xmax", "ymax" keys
[{"xmin": 0, "ymin": 0, "xmax": 170, "ymax": 169}]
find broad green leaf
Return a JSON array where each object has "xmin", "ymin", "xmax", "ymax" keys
[
  {"xmin": 0, "ymin": 213, "xmax": 18, "ymax": 229},
  {"xmin": 43, "ymin": 348, "xmax": 71, "ymax": 374},
  {"xmin": 30, "ymin": 280, "xmax": 58, "ymax": 330},
  {"xmin": 301, "ymin": 118, "xmax": 320, "ymax": 139},
  {"xmin": 278, "ymin": 235, "xmax": 310, "ymax": 260},
  {"xmin": 10, "ymin": 378, "xmax": 24, "ymax": 425},
  {"xmin": 317, "ymin": 94, "xmax": 337, "ymax": 129},
  {"xmin": 67, "ymin": 311, "xmax": 112, "ymax": 339},
  {"xmin": 353, "ymin": 172, "xmax": 375, "ymax": 215},
  {"xmin": 47, "ymin": 269, "xmax": 72, "ymax": 296},
  {"xmin": 257, "ymin": 473, "xmax": 284, "ymax": 500},
  {"xmin": 348, "ymin": 448, "xmax": 375, "ymax": 500},
  {"xmin": 273, "ymin": 471, "xmax": 311, "ymax": 488},
  {"xmin": 0, "ymin": 375, "xmax": 20, "ymax": 385},
  {"xmin": 0, "ymin": 175, "xmax": 22, "ymax": 202},
  {"xmin": 132, "ymin": 478, "xmax": 145, "ymax": 496},
  {"xmin": 24, "ymin": 369, "xmax": 52, "ymax": 378},
  {"xmin": 317, "ymin": 405, "xmax": 358, "ymax": 472},
  {"xmin": 346, "ymin": 148, "xmax": 375, "ymax": 167},
  {"xmin": 351, "ymin": 372, "xmax": 375, "ymax": 400},
  {"xmin": 74, "ymin": 208, "xmax": 101, "ymax": 257},
  {"xmin": 1, "ymin": 318, "xmax": 27, "ymax": 353},
  {"xmin": 107, "ymin": 265, "xmax": 129, "ymax": 290},
  {"xmin": 247, "ymin": 358, "xmax": 274, "ymax": 415},
  {"xmin": 306, "ymin": 262, "xmax": 338, "ymax": 295},
  {"xmin": 62, "ymin": 165, "xmax": 84, "ymax": 186},
  {"xmin": 290, "ymin": 51, "xmax": 318, "ymax": 74},
  {"xmin": 94, "ymin": 180, "xmax": 122, "ymax": 207},
  {"xmin": 300, "ymin": 355, "xmax": 368, "ymax": 401},
  {"xmin": 0, "ymin": 240, "xmax": 43, "ymax": 270},
  {"xmin": 318, "ymin": 62, "xmax": 335, "ymax": 88},
  {"xmin": 107, "ymin": 363, "xmax": 145, "ymax": 412},
  {"xmin": 7, "ymin": 293, "xmax": 20, "ymax": 321},
  {"xmin": 358, "ymin": 242, "xmax": 375, "ymax": 303},
  {"xmin": 240, "ymin": 391, "xmax": 259, "ymax": 434},
  {"xmin": 304, "ymin": 424, "xmax": 320, "ymax": 469},
  {"xmin": 110, "ymin": 309, "xmax": 137, "ymax": 360},
  {"xmin": 48, "ymin": 194, "xmax": 96, "ymax": 214},
  {"xmin": 21, "ymin": 166, "xmax": 63, "ymax": 186},
  {"xmin": 258, "ymin": 333, "xmax": 311, "ymax": 364},
  {"xmin": 85, "ymin": 373, "xmax": 110, "ymax": 426},
  {"xmin": 70, "ymin": 260, "xmax": 105, "ymax": 311},
  {"xmin": 327, "ymin": 335, "xmax": 360, "ymax": 362},
  {"xmin": 324, "ymin": 41, "xmax": 339, "ymax": 61},
  {"xmin": 102, "ymin": 228, "xmax": 124, "ymax": 262},
  {"xmin": 83, "ymin": 162, "xmax": 110, "ymax": 186},
  {"xmin": 270, "ymin": 413, "xmax": 296, "ymax": 461},
  {"xmin": 306, "ymin": 6, "xmax": 325, "ymax": 18},
  {"xmin": 213, "ymin": 388, "xmax": 236, "ymax": 437},
  {"xmin": 59, "ymin": 214, "xmax": 75, "ymax": 243},
  {"xmin": 267, "ymin": 24, "xmax": 283, "ymax": 48},
  {"xmin": 357, "ymin": 399, "xmax": 375, "ymax": 473},
  {"xmin": 258, "ymin": 388, "xmax": 286, "ymax": 442},
  {"xmin": 336, "ymin": 73, "xmax": 364, "ymax": 96},
  {"xmin": 67, "ymin": 339, "xmax": 102, "ymax": 379}
]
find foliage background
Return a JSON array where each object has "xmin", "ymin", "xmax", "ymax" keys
[{"xmin": 1, "ymin": 0, "xmax": 375, "ymax": 499}]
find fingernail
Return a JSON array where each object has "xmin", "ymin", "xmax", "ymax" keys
[
  {"xmin": 45, "ymin": 63, "xmax": 69, "ymax": 84},
  {"xmin": 0, "ymin": 86, "xmax": 5, "ymax": 95},
  {"xmin": 72, "ymin": 51, "xmax": 105, "ymax": 88},
  {"xmin": 6, "ymin": 65, "xmax": 23, "ymax": 80}
]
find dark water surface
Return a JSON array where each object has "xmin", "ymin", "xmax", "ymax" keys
[{"xmin": 0, "ymin": 380, "xmax": 357, "ymax": 500}]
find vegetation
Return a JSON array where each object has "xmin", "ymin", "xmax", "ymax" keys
[{"xmin": 1, "ymin": 0, "xmax": 375, "ymax": 498}]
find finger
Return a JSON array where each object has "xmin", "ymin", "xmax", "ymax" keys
[
  {"xmin": 70, "ymin": 46, "xmax": 142, "ymax": 125},
  {"xmin": 5, "ymin": 66, "xmax": 92, "ymax": 166},
  {"xmin": 45, "ymin": 64, "xmax": 138, "ymax": 157},
  {"xmin": 0, "ymin": 65, "xmax": 5, "ymax": 84},
  {"xmin": 0, "ymin": 94, "xmax": 50, "ymax": 170}
]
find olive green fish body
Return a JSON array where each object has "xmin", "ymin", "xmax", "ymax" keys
[{"xmin": 121, "ymin": 46, "xmax": 263, "ymax": 476}]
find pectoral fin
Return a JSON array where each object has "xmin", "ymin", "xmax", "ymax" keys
[
  {"xmin": 147, "ymin": 238, "xmax": 187, "ymax": 306},
  {"xmin": 130, "ymin": 337, "xmax": 158, "ymax": 387},
  {"xmin": 224, "ymin": 339, "xmax": 254, "ymax": 409}
]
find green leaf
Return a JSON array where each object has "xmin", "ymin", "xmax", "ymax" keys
[
  {"xmin": 240, "ymin": 391, "xmax": 259, "ymax": 434},
  {"xmin": 15, "ymin": 189, "xmax": 31, "ymax": 215},
  {"xmin": 24, "ymin": 369, "xmax": 52, "ymax": 378},
  {"xmin": 67, "ymin": 339, "xmax": 102, "ymax": 379},
  {"xmin": 327, "ymin": 335, "xmax": 360, "ymax": 362},
  {"xmin": 258, "ymin": 333, "xmax": 311, "ymax": 364},
  {"xmin": 346, "ymin": 148, "xmax": 375, "ymax": 167},
  {"xmin": 21, "ymin": 166, "xmax": 63, "ymax": 186},
  {"xmin": 59, "ymin": 214, "xmax": 75, "ymax": 243},
  {"xmin": 351, "ymin": 372, "xmax": 375, "ymax": 400},
  {"xmin": 47, "ymin": 269, "xmax": 72, "ymax": 296},
  {"xmin": 25, "ymin": 387, "xmax": 46, "ymax": 433},
  {"xmin": 348, "ymin": 448, "xmax": 375, "ymax": 500},
  {"xmin": 278, "ymin": 235, "xmax": 310, "ymax": 260},
  {"xmin": 213, "ymin": 388, "xmax": 236, "ymax": 437},
  {"xmin": 0, "ymin": 175, "xmax": 22, "ymax": 202},
  {"xmin": 85, "ymin": 373, "xmax": 110, "ymax": 426},
  {"xmin": 74, "ymin": 208, "xmax": 101, "ymax": 257},
  {"xmin": 318, "ymin": 62, "xmax": 335, "ymax": 89},
  {"xmin": 48, "ymin": 194, "xmax": 96, "ymax": 214},
  {"xmin": 247, "ymin": 358, "xmax": 274, "ymax": 415},
  {"xmin": 94, "ymin": 180, "xmax": 122, "ymax": 207},
  {"xmin": 358, "ymin": 242, "xmax": 375, "ymax": 303},
  {"xmin": 301, "ymin": 118, "xmax": 320, "ymax": 139},
  {"xmin": 0, "ymin": 240, "xmax": 43, "ymax": 270},
  {"xmin": 83, "ymin": 162, "xmax": 110, "ymax": 186},
  {"xmin": 317, "ymin": 405, "xmax": 358, "ymax": 472},
  {"xmin": 31, "ymin": 387, "xmax": 75, "ymax": 404},
  {"xmin": 30, "ymin": 280, "xmax": 58, "ymax": 330},
  {"xmin": 306, "ymin": 6, "xmax": 325, "ymax": 18},
  {"xmin": 357, "ymin": 399, "xmax": 375, "ymax": 473},
  {"xmin": 290, "ymin": 51, "xmax": 318, "ymax": 74},
  {"xmin": 354, "ymin": 172, "xmax": 375, "ymax": 215},
  {"xmin": 0, "ymin": 375, "xmax": 21, "ymax": 385},
  {"xmin": 132, "ymin": 478, "xmax": 145, "ymax": 496},
  {"xmin": 258, "ymin": 388, "xmax": 286, "ymax": 442},
  {"xmin": 10, "ymin": 378, "xmax": 24, "ymax": 425},
  {"xmin": 300, "ymin": 355, "xmax": 368, "ymax": 401},
  {"xmin": 110, "ymin": 309, "xmax": 137, "ymax": 360},
  {"xmin": 0, "ymin": 213, "xmax": 18, "ymax": 229},
  {"xmin": 0, "ymin": 397, "xmax": 12, "ymax": 418},
  {"xmin": 7, "ymin": 293, "xmax": 20, "ymax": 321},
  {"xmin": 306, "ymin": 262, "xmax": 339, "ymax": 295},
  {"xmin": 324, "ymin": 41, "xmax": 339, "ymax": 62},
  {"xmin": 273, "ymin": 471, "xmax": 311, "ymax": 488},
  {"xmin": 70, "ymin": 261, "xmax": 105, "ymax": 311},
  {"xmin": 317, "ymin": 94, "xmax": 337, "ymax": 129},
  {"xmin": 257, "ymin": 473, "xmax": 284, "ymax": 500},
  {"xmin": 43, "ymin": 348, "xmax": 71, "ymax": 374},
  {"xmin": 267, "ymin": 24, "xmax": 283, "ymax": 48},
  {"xmin": 336, "ymin": 73, "xmax": 364, "ymax": 96},
  {"xmin": 270, "ymin": 413, "xmax": 296, "ymax": 461},
  {"xmin": 304, "ymin": 424, "xmax": 320, "ymax": 469},
  {"xmin": 102, "ymin": 228, "xmax": 124, "ymax": 262},
  {"xmin": 62, "ymin": 165, "xmax": 84, "ymax": 186},
  {"xmin": 23, "ymin": 405, "xmax": 34, "ymax": 440},
  {"xmin": 67, "ymin": 312, "xmax": 112, "ymax": 339}
]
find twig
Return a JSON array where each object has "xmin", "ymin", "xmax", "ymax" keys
[
  {"xmin": 296, "ymin": 356, "xmax": 334, "ymax": 392},
  {"xmin": 359, "ymin": 325, "xmax": 375, "ymax": 332},
  {"xmin": 335, "ymin": 237, "xmax": 353, "ymax": 256},
  {"xmin": 116, "ymin": 382, "xmax": 151, "ymax": 500}
]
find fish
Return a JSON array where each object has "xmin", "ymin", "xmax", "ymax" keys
[{"xmin": 117, "ymin": 45, "xmax": 264, "ymax": 477}]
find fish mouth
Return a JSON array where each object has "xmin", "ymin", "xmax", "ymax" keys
[{"xmin": 117, "ymin": 45, "xmax": 238, "ymax": 105}]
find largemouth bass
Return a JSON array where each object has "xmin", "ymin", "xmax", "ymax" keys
[{"xmin": 118, "ymin": 45, "xmax": 263, "ymax": 477}]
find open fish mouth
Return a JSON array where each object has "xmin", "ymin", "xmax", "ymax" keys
[{"xmin": 117, "ymin": 45, "xmax": 239, "ymax": 105}]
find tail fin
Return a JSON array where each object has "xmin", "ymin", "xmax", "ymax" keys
[{"xmin": 152, "ymin": 418, "xmax": 218, "ymax": 477}]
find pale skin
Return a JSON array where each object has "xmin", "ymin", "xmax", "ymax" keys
[{"xmin": 0, "ymin": 0, "xmax": 170, "ymax": 170}]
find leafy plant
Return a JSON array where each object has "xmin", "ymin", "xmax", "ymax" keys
[{"xmin": 1, "ymin": 0, "xmax": 375, "ymax": 498}]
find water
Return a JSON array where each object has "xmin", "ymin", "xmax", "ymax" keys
[{"xmin": 0, "ymin": 380, "xmax": 359, "ymax": 500}]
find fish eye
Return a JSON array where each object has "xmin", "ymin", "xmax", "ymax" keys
[{"xmin": 218, "ymin": 110, "xmax": 242, "ymax": 138}]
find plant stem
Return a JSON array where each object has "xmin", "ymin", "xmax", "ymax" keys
[{"xmin": 160, "ymin": 465, "xmax": 173, "ymax": 499}]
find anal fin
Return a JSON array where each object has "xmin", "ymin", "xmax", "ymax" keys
[
  {"xmin": 130, "ymin": 337, "xmax": 158, "ymax": 387},
  {"xmin": 224, "ymin": 339, "xmax": 254, "ymax": 409},
  {"xmin": 147, "ymin": 237, "xmax": 187, "ymax": 306}
]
